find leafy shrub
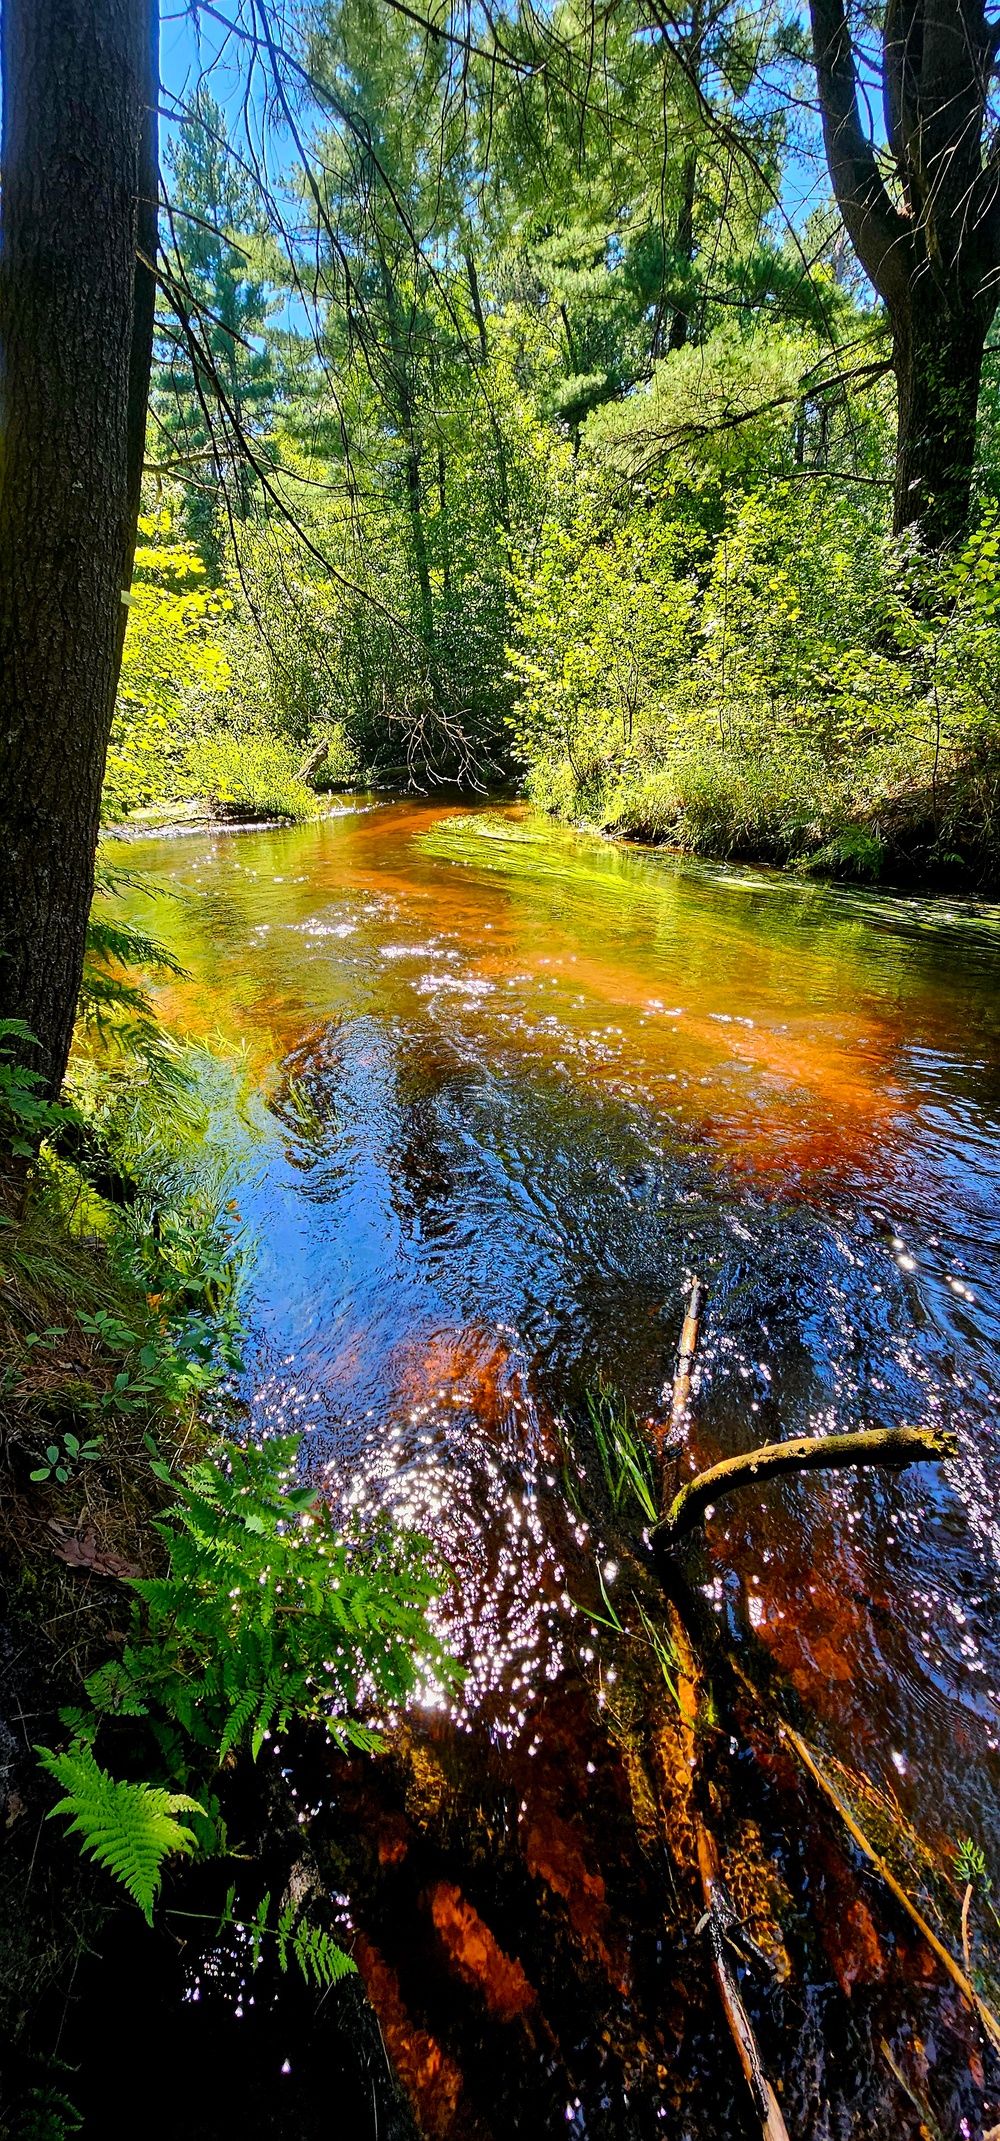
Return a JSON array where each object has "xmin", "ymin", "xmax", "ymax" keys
[
  {"xmin": 105, "ymin": 512, "xmax": 231, "ymax": 821},
  {"xmin": 511, "ymin": 479, "xmax": 1000, "ymax": 883},
  {"xmin": 308, "ymin": 720, "xmax": 360, "ymax": 788},
  {"xmin": 183, "ymin": 733, "xmax": 318, "ymax": 821}
]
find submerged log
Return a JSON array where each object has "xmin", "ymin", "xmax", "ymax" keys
[{"xmin": 654, "ymin": 1424, "xmax": 955, "ymax": 1553}]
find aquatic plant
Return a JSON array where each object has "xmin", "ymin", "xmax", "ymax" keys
[{"xmin": 585, "ymin": 1383, "xmax": 657, "ymax": 1526}]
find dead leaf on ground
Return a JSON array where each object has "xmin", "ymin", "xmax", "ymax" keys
[{"xmin": 47, "ymin": 1520, "xmax": 139, "ymax": 1579}]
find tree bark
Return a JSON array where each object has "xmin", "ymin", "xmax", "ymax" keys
[
  {"xmin": 0, "ymin": 0, "xmax": 159, "ymax": 1099},
  {"xmin": 891, "ymin": 301, "xmax": 986, "ymax": 548},
  {"xmin": 808, "ymin": 0, "xmax": 1000, "ymax": 548},
  {"xmin": 668, "ymin": 150, "xmax": 698, "ymax": 351}
]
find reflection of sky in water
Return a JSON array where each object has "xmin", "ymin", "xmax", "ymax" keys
[{"xmin": 108, "ymin": 804, "xmax": 1000, "ymax": 1853}]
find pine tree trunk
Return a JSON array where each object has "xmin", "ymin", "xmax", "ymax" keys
[
  {"xmin": 891, "ymin": 297, "xmax": 986, "ymax": 547},
  {"xmin": 0, "ymin": 0, "xmax": 158, "ymax": 1100},
  {"xmin": 668, "ymin": 150, "xmax": 697, "ymax": 352}
]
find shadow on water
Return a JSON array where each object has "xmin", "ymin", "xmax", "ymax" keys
[{"xmin": 86, "ymin": 798, "xmax": 1000, "ymax": 2137}]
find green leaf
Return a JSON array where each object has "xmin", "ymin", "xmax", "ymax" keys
[{"xmin": 37, "ymin": 1742, "xmax": 205, "ymax": 1923}]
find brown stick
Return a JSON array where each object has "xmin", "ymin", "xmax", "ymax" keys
[
  {"xmin": 667, "ymin": 1279, "xmax": 705, "ymax": 1437},
  {"xmin": 657, "ymin": 1278, "xmax": 705, "ymax": 1511},
  {"xmin": 668, "ymin": 1602, "xmax": 791, "ymax": 2141},
  {"xmin": 783, "ymin": 1724, "xmax": 1000, "ymax": 2058},
  {"xmin": 654, "ymin": 1425, "xmax": 955, "ymax": 1551}
]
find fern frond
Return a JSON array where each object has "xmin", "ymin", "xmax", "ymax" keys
[
  {"xmin": 38, "ymin": 1743, "xmax": 205, "ymax": 1923},
  {"xmin": 292, "ymin": 1921, "xmax": 356, "ymax": 1989},
  {"xmin": 84, "ymin": 915, "xmax": 187, "ymax": 979}
]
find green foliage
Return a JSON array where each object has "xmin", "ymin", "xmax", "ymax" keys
[
  {"xmin": 956, "ymin": 1836, "xmax": 990, "ymax": 1888},
  {"xmin": 79, "ymin": 1432, "xmax": 448, "ymax": 1764},
  {"xmin": 39, "ymin": 1434, "xmax": 450, "ymax": 1927},
  {"xmin": 36, "ymin": 1742, "xmax": 204, "ymax": 1924},
  {"xmin": 586, "ymin": 1384, "xmax": 657, "ymax": 1525},
  {"xmin": 29, "ymin": 1429, "xmax": 102, "ymax": 1485},
  {"xmin": 272, "ymin": 1896, "xmax": 356, "ymax": 1988},
  {"xmin": 6, "ymin": 2061, "xmax": 83, "ymax": 2141},
  {"xmin": 153, "ymin": 87, "xmax": 278, "ymax": 567},
  {"xmin": 0, "ymin": 1023, "xmax": 78, "ymax": 1158},
  {"xmin": 105, "ymin": 514, "xmax": 231, "ymax": 821},
  {"xmin": 512, "ymin": 466, "xmax": 1000, "ymax": 881},
  {"xmin": 184, "ymin": 732, "xmax": 318, "ymax": 821}
]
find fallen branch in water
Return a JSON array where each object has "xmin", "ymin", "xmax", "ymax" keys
[
  {"xmin": 783, "ymin": 1723, "xmax": 1000, "ymax": 2059},
  {"xmin": 656, "ymin": 1277, "xmax": 706, "ymax": 1515},
  {"xmin": 664, "ymin": 1280, "xmax": 706, "ymax": 1443},
  {"xmin": 668, "ymin": 1599, "xmax": 791, "ymax": 2141},
  {"xmin": 653, "ymin": 1424, "xmax": 956, "ymax": 1552}
]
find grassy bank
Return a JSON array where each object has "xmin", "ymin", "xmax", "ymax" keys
[{"xmin": 523, "ymin": 730, "xmax": 1000, "ymax": 890}]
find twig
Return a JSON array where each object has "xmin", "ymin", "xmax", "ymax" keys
[
  {"xmin": 879, "ymin": 2038, "xmax": 946, "ymax": 2141},
  {"xmin": 783, "ymin": 1724, "xmax": 1000, "ymax": 2058},
  {"xmin": 656, "ymin": 1278, "xmax": 705, "ymax": 1507},
  {"xmin": 654, "ymin": 1425, "xmax": 955, "ymax": 1551}
]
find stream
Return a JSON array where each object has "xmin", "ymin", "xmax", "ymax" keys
[{"xmin": 102, "ymin": 797, "xmax": 1000, "ymax": 2139}]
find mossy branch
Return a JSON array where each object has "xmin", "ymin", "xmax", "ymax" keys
[{"xmin": 653, "ymin": 1425, "xmax": 956, "ymax": 1550}]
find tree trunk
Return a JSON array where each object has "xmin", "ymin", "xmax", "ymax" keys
[
  {"xmin": 668, "ymin": 150, "xmax": 697, "ymax": 351},
  {"xmin": 808, "ymin": 0, "xmax": 1000, "ymax": 551},
  {"xmin": 0, "ymin": 0, "xmax": 159, "ymax": 1100},
  {"xmin": 891, "ymin": 299, "xmax": 986, "ymax": 545}
]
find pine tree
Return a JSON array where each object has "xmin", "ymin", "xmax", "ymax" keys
[{"xmin": 155, "ymin": 87, "xmax": 277, "ymax": 572}]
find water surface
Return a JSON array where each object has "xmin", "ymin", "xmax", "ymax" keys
[{"xmin": 107, "ymin": 799, "xmax": 1000, "ymax": 2137}]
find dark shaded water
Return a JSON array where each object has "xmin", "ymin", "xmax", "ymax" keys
[{"xmin": 104, "ymin": 799, "xmax": 1000, "ymax": 2138}]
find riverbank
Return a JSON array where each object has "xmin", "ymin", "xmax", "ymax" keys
[{"xmin": 524, "ymin": 737, "xmax": 1000, "ymax": 894}]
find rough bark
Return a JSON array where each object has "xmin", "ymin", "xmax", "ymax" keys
[
  {"xmin": 891, "ymin": 302, "xmax": 987, "ymax": 546},
  {"xmin": 0, "ymin": 0, "xmax": 159, "ymax": 1099},
  {"xmin": 808, "ymin": 0, "xmax": 1000, "ymax": 546}
]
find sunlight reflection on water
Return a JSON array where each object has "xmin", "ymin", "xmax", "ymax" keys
[{"xmin": 107, "ymin": 799, "xmax": 1000, "ymax": 1849}]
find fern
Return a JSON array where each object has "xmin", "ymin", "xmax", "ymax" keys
[
  {"xmin": 37, "ymin": 1743, "xmax": 205, "ymax": 1923},
  {"xmin": 270, "ymin": 1895, "xmax": 356, "ymax": 1989},
  {"xmin": 41, "ymin": 1435, "xmax": 454, "ymax": 1927}
]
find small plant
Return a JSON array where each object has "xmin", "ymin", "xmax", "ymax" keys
[
  {"xmin": 205, "ymin": 1886, "xmax": 356, "ymax": 1990},
  {"xmin": 7, "ymin": 2058, "xmax": 84, "ymax": 2141},
  {"xmin": 586, "ymin": 1384, "xmax": 658, "ymax": 1525},
  {"xmin": 957, "ymin": 1836, "xmax": 990, "ymax": 1889},
  {"xmin": 0, "ymin": 1020, "xmax": 78, "ymax": 1159},
  {"xmin": 30, "ymin": 1430, "xmax": 103, "ymax": 1484},
  {"xmin": 36, "ymin": 1742, "xmax": 204, "ymax": 1923}
]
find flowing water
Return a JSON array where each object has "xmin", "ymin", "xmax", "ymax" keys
[{"xmin": 104, "ymin": 798, "xmax": 1000, "ymax": 2139}]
